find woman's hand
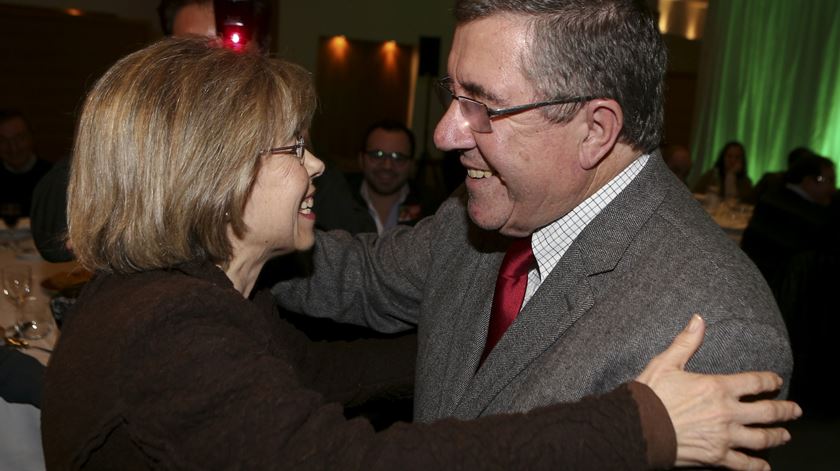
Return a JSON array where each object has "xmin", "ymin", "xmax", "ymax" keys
[{"xmin": 637, "ymin": 315, "xmax": 802, "ymax": 470}]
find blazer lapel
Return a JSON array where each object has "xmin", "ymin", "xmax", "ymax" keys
[
  {"xmin": 415, "ymin": 223, "xmax": 510, "ymax": 422},
  {"xmin": 429, "ymin": 249, "xmax": 502, "ymax": 419},
  {"xmin": 452, "ymin": 245, "xmax": 595, "ymax": 419}
]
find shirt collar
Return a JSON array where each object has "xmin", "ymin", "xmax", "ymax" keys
[
  {"xmin": 531, "ymin": 154, "xmax": 650, "ymax": 282},
  {"xmin": 359, "ymin": 181, "xmax": 410, "ymax": 234},
  {"xmin": 2, "ymin": 154, "xmax": 37, "ymax": 174}
]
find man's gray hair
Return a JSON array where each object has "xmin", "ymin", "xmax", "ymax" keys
[{"xmin": 454, "ymin": 0, "xmax": 666, "ymax": 153}]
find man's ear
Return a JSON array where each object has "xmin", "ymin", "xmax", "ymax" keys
[
  {"xmin": 579, "ymin": 99, "xmax": 623, "ymax": 170},
  {"xmin": 358, "ymin": 152, "xmax": 365, "ymax": 170}
]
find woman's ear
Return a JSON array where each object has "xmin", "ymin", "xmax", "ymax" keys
[{"xmin": 579, "ymin": 99, "xmax": 623, "ymax": 170}]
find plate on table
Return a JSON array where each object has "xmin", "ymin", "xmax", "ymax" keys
[{"xmin": 41, "ymin": 269, "xmax": 93, "ymax": 294}]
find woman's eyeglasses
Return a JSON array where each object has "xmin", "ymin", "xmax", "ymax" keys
[{"xmin": 262, "ymin": 135, "xmax": 305, "ymax": 165}]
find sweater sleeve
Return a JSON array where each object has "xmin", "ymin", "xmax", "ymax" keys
[{"xmin": 628, "ymin": 381, "xmax": 677, "ymax": 469}]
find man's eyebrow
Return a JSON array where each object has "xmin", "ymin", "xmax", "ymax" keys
[{"xmin": 460, "ymin": 80, "xmax": 503, "ymax": 105}]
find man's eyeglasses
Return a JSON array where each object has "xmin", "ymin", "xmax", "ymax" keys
[
  {"xmin": 435, "ymin": 76, "xmax": 594, "ymax": 133},
  {"xmin": 262, "ymin": 135, "xmax": 305, "ymax": 165},
  {"xmin": 364, "ymin": 149, "xmax": 412, "ymax": 164}
]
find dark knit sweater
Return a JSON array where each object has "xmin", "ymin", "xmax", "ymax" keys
[{"xmin": 42, "ymin": 260, "xmax": 673, "ymax": 469}]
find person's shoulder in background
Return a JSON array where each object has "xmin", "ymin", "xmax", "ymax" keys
[{"xmin": 31, "ymin": 157, "xmax": 74, "ymax": 262}]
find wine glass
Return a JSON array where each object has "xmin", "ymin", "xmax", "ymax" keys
[
  {"xmin": 16, "ymin": 297, "xmax": 53, "ymax": 340},
  {"xmin": 2, "ymin": 265, "xmax": 32, "ymax": 307},
  {"xmin": 2, "ymin": 265, "xmax": 50, "ymax": 340}
]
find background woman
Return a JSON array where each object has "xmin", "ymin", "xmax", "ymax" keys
[
  {"xmin": 42, "ymin": 38, "xmax": 798, "ymax": 470},
  {"xmin": 694, "ymin": 141, "xmax": 755, "ymax": 202}
]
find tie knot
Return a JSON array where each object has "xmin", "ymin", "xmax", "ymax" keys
[{"xmin": 499, "ymin": 237, "xmax": 535, "ymax": 278}]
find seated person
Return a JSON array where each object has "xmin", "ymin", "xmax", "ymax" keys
[
  {"xmin": 41, "ymin": 38, "xmax": 799, "ymax": 470},
  {"xmin": 741, "ymin": 153, "xmax": 836, "ymax": 289},
  {"xmin": 0, "ymin": 109, "xmax": 52, "ymax": 220},
  {"xmin": 693, "ymin": 141, "xmax": 754, "ymax": 203},
  {"xmin": 351, "ymin": 120, "xmax": 432, "ymax": 234},
  {"xmin": 753, "ymin": 146, "xmax": 818, "ymax": 203},
  {"xmin": 30, "ymin": 158, "xmax": 73, "ymax": 262},
  {"xmin": 661, "ymin": 143, "xmax": 692, "ymax": 184}
]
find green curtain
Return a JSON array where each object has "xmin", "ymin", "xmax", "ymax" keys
[{"xmin": 691, "ymin": 0, "xmax": 840, "ymax": 185}]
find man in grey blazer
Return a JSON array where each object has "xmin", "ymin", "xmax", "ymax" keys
[{"xmin": 274, "ymin": 0, "xmax": 791, "ymax": 431}]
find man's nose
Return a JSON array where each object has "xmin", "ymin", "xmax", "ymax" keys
[{"xmin": 434, "ymin": 101, "xmax": 475, "ymax": 152}]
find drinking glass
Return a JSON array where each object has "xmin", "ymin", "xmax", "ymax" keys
[
  {"xmin": 2, "ymin": 265, "xmax": 32, "ymax": 307},
  {"xmin": 15, "ymin": 298, "xmax": 53, "ymax": 340}
]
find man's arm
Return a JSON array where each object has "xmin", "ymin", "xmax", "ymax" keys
[{"xmin": 272, "ymin": 195, "xmax": 465, "ymax": 333}]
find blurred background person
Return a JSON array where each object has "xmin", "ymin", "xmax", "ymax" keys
[
  {"xmin": 352, "ymin": 120, "xmax": 430, "ymax": 234},
  {"xmin": 694, "ymin": 141, "xmax": 754, "ymax": 203},
  {"xmin": 158, "ymin": 0, "xmax": 215, "ymax": 37},
  {"xmin": 741, "ymin": 153, "xmax": 836, "ymax": 289},
  {"xmin": 0, "ymin": 109, "xmax": 52, "ymax": 223},
  {"xmin": 661, "ymin": 143, "xmax": 692, "ymax": 184},
  {"xmin": 753, "ymin": 146, "xmax": 817, "ymax": 204}
]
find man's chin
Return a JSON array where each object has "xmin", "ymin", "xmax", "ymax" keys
[
  {"xmin": 369, "ymin": 182, "xmax": 404, "ymax": 196},
  {"xmin": 467, "ymin": 200, "xmax": 505, "ymax": 232},
  {"xmin": 467, "ymin": 202, "xmax": 534, "ymax": 238}
]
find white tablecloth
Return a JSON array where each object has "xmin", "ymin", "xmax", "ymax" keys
[{"xmin": 694, "ymin": 194, "xmax": 753, "ymax": 244}]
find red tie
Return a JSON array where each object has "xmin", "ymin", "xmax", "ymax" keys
[{"xmin": 480, "ymin": 237, "xmax": 535, "ymax": 364}]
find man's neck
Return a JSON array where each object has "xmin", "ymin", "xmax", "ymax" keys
[
  {"xmin": 580, "ymin": 143, "xmax": 641, "ymax": 202},
  {"xmin": 367, "ymin": 185, "xmax": 407, "ymax": 223},
  {"xmin": 3, "ymin": 154, "xmax": 37, "ymax": 174}
]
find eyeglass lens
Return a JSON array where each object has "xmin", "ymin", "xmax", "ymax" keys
[
  {"xmin": 435, "ymin": 80, "xmax": 492, "ymax": 133},
  {"xmin": 366, "ymin": 150, "xmax": 410, "ymax": 162},
  {"xmin": 296, "ymin": 136, "xmax": 305, "ymax": 163}
]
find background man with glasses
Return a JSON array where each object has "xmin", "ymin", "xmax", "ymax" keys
[
  {"xmin": 354, "ymin": 120, "xmax": 429, "ymax": 234},
  {"xmin": 274, "ymin": 1, "xmax": 792, "ymax": 465}
]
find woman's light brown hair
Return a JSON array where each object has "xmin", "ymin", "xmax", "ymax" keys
[{"xmin": 68, "ymin": 37, "xmax": 316, "ymax": 274}]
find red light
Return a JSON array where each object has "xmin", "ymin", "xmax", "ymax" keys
[{"xmin": 220, "ymin": 22, "xmax": 249, "ymax": 52}]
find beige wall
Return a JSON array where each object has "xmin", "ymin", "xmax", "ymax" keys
[{"xmin": 276, "ymin": 0, "xmax": 455, "ymax": 160}]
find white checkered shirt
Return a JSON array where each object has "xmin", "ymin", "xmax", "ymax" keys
[{"xmin": 522, "ymin": 154, "xmax": 650, "ymax": 305}]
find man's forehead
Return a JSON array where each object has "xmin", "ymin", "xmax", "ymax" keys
[
  {"xmin": 367, "ymin": 128, "xmax": 411, "ymax": 149},
  {"xmin": 0, "ymin": 117, "xmax": 28, "ymax": 136},
  {"xmin": 447, "ymin": 15, "xmax": 531, "ymax": 102},
  {"xmin": 173, "ymin": 3, "xmax": 216, "ymax": 38}
]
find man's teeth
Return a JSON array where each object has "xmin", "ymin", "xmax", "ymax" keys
[
  {"xmin": 467, "ymin": 169, "xmax": 495, "ymax": 179},
  {"xmin": 300, "ymin": 197, "xmax": 313, "ymax": 214}
]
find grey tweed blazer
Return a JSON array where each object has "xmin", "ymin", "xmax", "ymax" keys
[{"xmin": 273, "ymin": 153, "xmax": 792, "ymax": 423}]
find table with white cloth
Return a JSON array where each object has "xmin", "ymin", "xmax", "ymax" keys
[
  {"xmin": 694, "ymin": 194, "xmax": 754, "ymax": 244},
  {"xmin": 1, "ymin": 218, "xmax": 78, "ymax": 471}
]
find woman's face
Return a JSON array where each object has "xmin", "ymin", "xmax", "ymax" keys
[
  {"xmin": 239, "ymin": 139, "xmax": 324, "ymax": 258},
  {"xmin": 723, "ymin": 145, "xmax": 745, "ymax": 174}
]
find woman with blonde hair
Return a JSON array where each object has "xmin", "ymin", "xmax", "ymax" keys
[{"xmin": 42, "ymin": 38, "xmax": 799, "ymax": 470}]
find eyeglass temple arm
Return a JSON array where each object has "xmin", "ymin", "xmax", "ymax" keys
[{"xmin": 486, "ymin": 96, "xmax": 595, "ymax": 117}]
